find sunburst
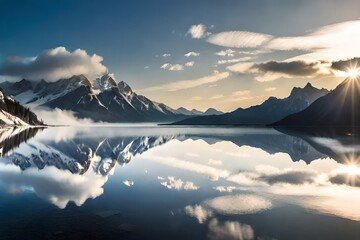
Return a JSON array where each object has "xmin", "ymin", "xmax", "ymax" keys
[{"xmin": 348, "ymin": 68, "xmax": 359, "ymax": 78}]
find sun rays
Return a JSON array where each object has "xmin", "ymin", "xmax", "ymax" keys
[{"xmin": 348, "ymin": 68, "xmax": 360, "ymax": 78}]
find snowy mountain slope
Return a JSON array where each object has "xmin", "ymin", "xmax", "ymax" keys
[
  {"xmin": 0, "ymin": 88, "xmax": 43, "ymax": 125},
  {"xmin": 2, "ymin": 131, "xmax": 176, "ymax": 176},
  {"xmin": 0, "ymin": 74, "xmax": 203, "ymax": 122}
]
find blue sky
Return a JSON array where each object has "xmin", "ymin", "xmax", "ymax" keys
[{"xmin": 1, "ymin": 0, "xmax": 360, "ymax": 111}]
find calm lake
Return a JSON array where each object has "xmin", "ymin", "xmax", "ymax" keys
[{"xmin": 0, "ymin": 125, "xmax": 359, "ymax": 240}]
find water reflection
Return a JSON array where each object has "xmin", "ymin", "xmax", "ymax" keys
[
  {"xmin": 0, "ymin": 126, "xmax": 43, "ymax": 157},
  {"xmin": 1, "ymin": 126, "xmax": 360, "ymax": 239}
]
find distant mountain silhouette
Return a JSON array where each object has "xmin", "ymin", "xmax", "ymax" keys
[
  {"xmin": 273, "ymin": 77, "xmax": 360, "ymax": 128},
  {"xmin": 173, "ymin": 83, "xmax": 329, "ymax": 125},
  {"xmin": 275, "ymin": 127, "xmax": 360, "ymax": 163},
  {"xmin": 181, "ymin": 131, "xmax": 327, "ymax": 163},
  {"xmin": 175, "ymin": 107, "xmax": 223, "ymax": 116}
]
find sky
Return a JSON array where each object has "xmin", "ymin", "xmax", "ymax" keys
[{"xmin": 1, "ymin": 0, "xmax": 360, "ymax": 111}]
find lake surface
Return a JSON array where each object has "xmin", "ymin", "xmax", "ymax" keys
[{"xmin": 0, "ymin": 125, "xmax": 360, "ymax": 240}]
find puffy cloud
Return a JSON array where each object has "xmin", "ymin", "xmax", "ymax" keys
[
  {"xmin": 32, "ymin": 107, "xmax": 94, "ymax": 126},
  {"xmin": 207, "ymin": 31, "xmax": 273, "ymax": 48},
  {"xmin": 185, "ymin": 61, "xmax": 195, "ymax": 67},
  {"xmin": 331, "ymin": 57, "xmax": 360, "ymax": 72},
  {"xmin": 139, "ymin": 70, "xmax": 230, "ymax": 92},
  {"xmin": 217, "ymin": 57, "xmax": 253, "ymax": 65},
  {"xmin": 329, "ymin": 173, "xmax": 360, "ymax": 187},
  {"xmin": 0, "ymin": 163, "xmax": 107, "ymax": 209},
  {"xmin": 227, "ymin": 60, "xmax": 330, "ymax": 81},
  {"xmin": 184, "ymin": 181, "xmax": 200, "ymax": 190},
  {"xmin": 185, "ymin": 205, "xmax": 213, "ymax": 224},
  {"xmin": 254, "ymin": 60, "xmax": 322, "ymax": 76},
  {"xmin": 187, "ymin": 24, "xmax": 209, "ymax": 39},
  {"xmin": 159, "ymin": 176, "xmax": 199, "ymax": 191},
  {"xmin": 0, "ymin": 47, "xmax": 107, "ymax": 82},
  {"xmin": 213, "ymin": 186, "xmax": 237, "ymax": 193},
  {"xmin": 184, "ymin": 51, "xmax": 200, "ymax": 57},
  {"xmin": 162, "ymin": 53, "xmax": 171, "ymax": 57},
  {"xmin": 161, "ymin": 63, "xmax": 184, "ymax": 71},
  {"xmin": 215, "ymin": 49, "xmax": 236, "ymax": 57},
  {"xmin": 207, "ymin": 219, "xmax": 254, "ymax": 240}
]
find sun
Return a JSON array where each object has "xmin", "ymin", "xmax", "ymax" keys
[
  {"xmin": 343, "ymin": 164, "xmax": 360, "ymax": 176},
  {"xmin": 347, "ymin": 68, "xmax": 359, "ymax": 78}
]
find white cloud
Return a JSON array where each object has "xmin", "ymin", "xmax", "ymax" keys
[
  {"xmin": 123, "ymin": 180, "xmax": 134, "ymax": 187},
  {"xmin": 266, "ymin": 20, "xmax": 360, "ymax": 61},
  {"xmin": 160, "ymin": 176, "xmax": 184, "ymax": 190},
  {"xmin": 218, "ymin": 57, "xmax": 253, "ymax": 65},
  {"xmin": 185, "ymin": 61, "xmax": 195, "ymax": 67},
  {"xmin": 207, "ymin": 219, "xmax": 255, "ymax": 240},
  {"xmin": 0, "ymin": 46, "xmax": 108, "ymax": 82},
  {"xmin": 207, "ymin": 31, "xmax": 273, "ymax": 48},
  {"xmin": 210, "ymin": 95, "xmax": 224, "ymax": 100},
  {"xmin": 185, "ymin": 205, "xmax": 213, "ymax": 224},
  {"xmin": 149, "ymin": 155, "xmax": 230, "ymax": 180},
  {"xmin": 265, "ymin": 87, "xmax": 276, "ymax": 92},
  {"xmin": 139, "ymin": 70, "xmax": 230, "ymax": 92},
  {"xmin": 231, "ymin": 90, "xmax": 251, "ymax": 97},
  {"xmin": 186, "ymin": 152, "xmax": 200, "ymax": 157},
  {"xmin": 185, "ymin": 51, "xmax": 200, "ymax": 57},
  {"xmin": 162, "ymin": 53, "xmax": 171, "ymax": 57},
  {"xmin": 226, "ymin": 62, "xmax": 257, "ymax": 74},
  {"xmin": 161, "ymin": 63, "xmax": 184, "ymax": 71},
  {"xmin": 159, "ymin": 176, "xmax": 199, "ymax": 191},
  {"xmin": 204, "ymin": 194, "xmax": 272, "ymax": 215},
  {"xmin": 187, "ymin": 24, "xmax": 209, "ymax": 39},
  {"xmin": 0, "ymin": 163, "xmax": 107, "ymax": 209},
  {"xmin": 213, "ymin": 186, "xmax": 237, "ymax": 193},
  {"xmin": 184, "ymin": 181, "xmax": 200, "ymax": 190},
  {"xmin": 32, "ymin": 107, "xmax": 94, "ymax": 126},
  {"xmin": 215, "ymin": 49, "xmax": 236, "ymax": 57}
]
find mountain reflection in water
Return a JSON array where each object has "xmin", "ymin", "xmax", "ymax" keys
[{"xmin": 0, "ymin": 126, "xmax": 360, "ymax": 240}]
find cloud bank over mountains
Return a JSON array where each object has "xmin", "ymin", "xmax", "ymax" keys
[{"xmin": 0, "ymin": 47, "xmax": 107, "ymax": 82}]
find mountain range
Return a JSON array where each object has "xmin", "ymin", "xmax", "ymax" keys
[
  {"xmin": 2, "ymin": 74, "xmax": 359, "ymax": 127},
  {"xmin": 0, "ymin": 74, "xmax": 222, "ymax": 123},
  {"xmin": 172, "ymin": 83, "xmax": 329, "ymax": 125},
  {"xmin": 273, "ymin": 77, "xmax": 360, "ymax": 128},
  {"xmin": 175, "ymin": 107, "xmax": 223, "ymax": 116},
  {"xmin": 1, "ymin": 125, "xmax": 355, "ymax": 176}
]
